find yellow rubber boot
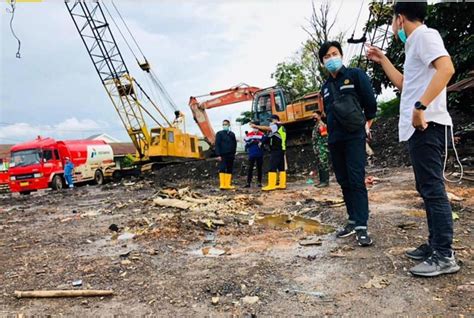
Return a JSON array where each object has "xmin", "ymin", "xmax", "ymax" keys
[
  {"xmin": 277, "ymin": 171, "xmax": 287, "ymax": 189},
  {"xmin": 262, "ymin": 172, "xmax": 278, "ymax": 191},
  {"xmin": 226, "ymin": 174, "xmax": 235, "ymax": 190},
  {"xmin": 219, "ymin": 173, "xmax": 229, "ymax": 190}
]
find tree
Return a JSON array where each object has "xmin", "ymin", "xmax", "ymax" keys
[
  {"xmin": 236, "ymin": 111, "xmax": 253, "ymax": 125},
  {"xmin": 271, "ymin": 0, "xmax": 345, "ymax": 101},
  {"xmin": 271, "ymin": 59, "xmax": 316, "ymax": 101},
  {"xmin": 302, "ymin": 1, "xmax": 346, "ymax": 87}
]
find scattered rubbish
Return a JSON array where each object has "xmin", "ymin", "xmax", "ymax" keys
[
  {"xmin": 365, "ymin": 176, "xmax": 375, "ymax": 186},
  {"xmin": 319, "ymin": 198, "xmax": 346, "ymax": 208},
  {"xmin": 72, "ymin": 280, "xmax": 82, "ymax": 287},
  {"xmin": 457, "ymin": 283, "xmax": 474, "ymax": 292},
  {"xmin": 329, "ymin": 248, "xmax": 346, "ymax": 258},
  {"xmin": 241, "ymin": 295, "xmax": 259, "ymax": 305},
  {"xmin": 202, "ymin": 247, "xmax": 227, "ymax": 257},
  {"xmin": 211, "ymin": 296, "xmax": 220, "ymax": 305},
  {"xmin": 72, "ymin": 210, "xmax": 77, "ymax": 214},
  {"xmin": 153, "ymin": 197, "xmax": 193, "ymax": 210},
  {"xmin": 117, "ymin": 232, "xmax": 135, "ymax": 241},
  {"xmin": 403, "ymin": 210, "xmax": 426, "ymax": 218},
  {"xmin": 452, "ymin": 212, "xmax": 460, "ymax": 221},
  {"xmin": 256, "ymin": 215, "xmax": 334, "ymax": 235},
  {"xmin": 119, "ymin": 251, "xmax": 131, "ymax": 258},
  {"xmin": 306, "ymin": 179, "xmax": 314, "ymax": 185},
  {"xmin": 14, "ymin": 290, "xmax": 114, "ymax": 298},
  {"xmin": 363, "ymin": 276, "xmax": 390, "ymax": 289},
  {"xmin": 447, "ymin": 192, "xmax": 464, "ymax": 202},
  {"xmin": 299, "ymin": 237, "xmax": 323, "ymax": 246},
  {"xmin": 396, "ymin": 221, "xmax": 418, "ymax": 230},
  {"xmin": 285, "ymin": 288, "xmax": 326, "ymax": 299},
  {"xmin": 108, "ymin": 224, "xmax": 119, "ymax": 232},
  {"xmin": 121, "ymin": 259, "xmax": 132, "ymax": 265}
]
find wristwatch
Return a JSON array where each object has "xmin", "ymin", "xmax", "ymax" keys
[{"xmin": 414, "ymin": 101, "xmax": 427, "ymax": 111}]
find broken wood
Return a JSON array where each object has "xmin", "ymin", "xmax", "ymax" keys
[
  {"xmin": 14, "ymin": 290, "xmax": 114, "ymax": 298},
  {"xmin": 153, "ymin": 197, "xmax": 193, "ymax": 210}
]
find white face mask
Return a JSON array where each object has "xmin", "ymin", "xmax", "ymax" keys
[{"xmin": 252, "ymin": 128, "xmax": 259, "ymax": 133}]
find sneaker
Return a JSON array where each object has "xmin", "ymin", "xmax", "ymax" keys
[
  {"xmin": 356, "ymin": 229, "xmax": 373, "ymax": 247},
  {"xmin": 406, "ymin": 243, "xmax": 432, "ymax": 260},
  {"xmin": 409, "ymin": 251, "xmax": 460, "ymax": 277},
  {"xmin": 316, "ymin": 182, "xmax": 329, "ymax": 188},
  {"xmin": 336, "ymin": 223, "xmax": 356, "ymax": 238},
  {"xmin": 244, "ymin": 184, "xmax": 251, "ymax": 188},
  {"xmin": 257, "ymin": 183, "xmax": 263, "ymax": 187}
]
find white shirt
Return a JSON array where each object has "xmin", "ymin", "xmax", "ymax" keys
[{"xmin": 399, "ymin": 24, "xmax": 452, "ymax": 142}]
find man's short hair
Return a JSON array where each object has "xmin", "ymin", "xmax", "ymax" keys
[
  {"xmin": 223, "ymin": 119, "xmax": 230, "ymax": 124},
  {"xmin": 313, "ymin": 110, "xmax": 322, "ymax": 115},
  {"xmin": 393, "ymin": 1, "xmax": 428, "ymax": 22},
  {"xmin": 318, "ymin": 41, "xmax": 343, "ymax": 62}
]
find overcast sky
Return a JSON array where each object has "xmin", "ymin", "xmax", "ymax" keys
[{"xmin": 1, "ymin": 0, "xmax": 378, "ymax": 144}]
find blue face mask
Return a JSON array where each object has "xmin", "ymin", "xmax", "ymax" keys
[
  {"xmin": 223, "ymin": 125, "xmax": 230, "ymax": 131},
  {"xmin": 398, "ymin": 27, "xmax": 407, "ymax": 44},
  {"xmin": 324, "ymin": 56, "xmax": 343, "ymax": 73}
]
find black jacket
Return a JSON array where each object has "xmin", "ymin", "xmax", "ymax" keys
[
  {"xmin": 215, "ymin": 130, "xmax": 237, "ymax": 156},
  {"xmin": 321, "ymin": 66, "xmax": 377, "ymax": 144}
]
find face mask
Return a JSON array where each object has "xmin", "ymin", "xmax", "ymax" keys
[
  {"xmin": 396, "ymin": 16, "xmax": 407, "ymax": 44},
  {"xmin": 223, "ymin": 125, "xmax": 230, "ymax": 131},
  {"xmin": 324, "ymin": 56, "xmax": 343, "ymax": 73},
  {"xmin": 398, "ymin": 28, "xmax": 407, "ymax": 44}
]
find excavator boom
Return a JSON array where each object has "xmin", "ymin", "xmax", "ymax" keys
[{"xmin": 189, "ymin": 84, "xmax": 260, "ymax": 145}]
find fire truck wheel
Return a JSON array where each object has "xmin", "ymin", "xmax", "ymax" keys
[
  {"xmin": 51, "ymin": 175, "xmax": 64, "ymax": 191},
  {"xmin": 94, "ymin": 170, "xmax": 104, "ymax": 185},
  {"xmin": 20, "ymin": 191, "xmax": 31, "ymax": 195}
]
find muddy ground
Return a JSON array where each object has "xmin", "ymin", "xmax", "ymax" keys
[{"xmin": 0, "ymin": 166, "xmax": 472, "ymax": 317}]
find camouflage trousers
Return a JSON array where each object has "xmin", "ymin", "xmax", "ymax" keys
[{"xmin": 313, "ymin": 139, "xmax": 329, "ymax": 175}]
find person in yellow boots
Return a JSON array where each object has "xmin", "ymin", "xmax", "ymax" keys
[
  {"xmin": 215, "ymin": 119, "xmax": 237, "ymax": 190},
  {"xmin": 250, "ymin": 114, "xmax": 287, "ymax": 191}
]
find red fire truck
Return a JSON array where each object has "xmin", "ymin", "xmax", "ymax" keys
[{"xmin": 9, "ymin": 136, "xmax": 116, "ymax": 194}]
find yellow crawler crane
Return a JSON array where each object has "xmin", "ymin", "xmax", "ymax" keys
[{"xmin": 65, "ymin": 1, "xmax": 201, "ymax": 165}]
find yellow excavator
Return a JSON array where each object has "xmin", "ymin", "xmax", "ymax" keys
[{"xmin": 65, "ymin": 1, "xmax": 201, "ymax": 165}]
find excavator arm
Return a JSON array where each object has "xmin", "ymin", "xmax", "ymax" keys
[{"xmin": 189, "ymin": 84, "xmax": 260, "ymax": 145}]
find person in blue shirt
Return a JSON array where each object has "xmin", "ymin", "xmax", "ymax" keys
[
  {"xmin": 64, "ymin": 157, "xmax": 75, "ymax": 189},
  {"xmin": 319, "ymin": 41, "xmax": 377, "ymax": 247},
  {"xmin": 244, "ymin": 121, "xmax": 265, "ymax": 188}
]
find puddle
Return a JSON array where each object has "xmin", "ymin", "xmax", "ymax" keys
[{"xmin": 256, "ymin": 215, "xmax": 334, "ymax": 235}]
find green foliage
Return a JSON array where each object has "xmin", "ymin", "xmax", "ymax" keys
[
  {"xmin": 271, "ymin": 59, "xmax": 317, "ymax": 101},
  {"xmin": 236, "ymin": 111, "xmax": 253, "ymax": 125},
  {"xmin": 378, "ymin": 97, "xmax": 400, "ymax": 118},
  {"xmin": 121, "ymin": 154, "xmax": 136, "ymax": 168}
]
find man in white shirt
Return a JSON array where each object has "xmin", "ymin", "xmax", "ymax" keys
[{"xmin": 367, "ymin": 1, "xmax": 459, "ymax": 277}]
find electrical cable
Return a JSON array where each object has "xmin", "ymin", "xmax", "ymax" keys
[
  {"xmin": 443, "ymin": 125, "xmax": 464, "ymax": 183},
  {"xmin": 7, "ymin": 0, "xmax": 21, "ymax": 58}
]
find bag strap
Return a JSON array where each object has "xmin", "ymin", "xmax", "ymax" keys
[{"xmin": 328, "ymin": 81, "xmax": 340, "ymax": 99}]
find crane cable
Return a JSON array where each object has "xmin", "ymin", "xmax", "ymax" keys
[
  {"xmin": 108, "ymin": 0, "xmax": 179, "ymax": 114},
  {"xmin": 349, "ymin": 0, "xmax": 365, "ymax": 41},
  {"xmin": 102, "ymin": 1, "xmax": 140, "ymax": 62},
  {"xmin": 111, "ymin": 0, "xmax": 147, "ymax": 60},
  {"xmin": 7, "ymin": 0, "xmax": 21, "ymax": 58}
]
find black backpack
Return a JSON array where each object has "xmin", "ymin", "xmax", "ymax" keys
[{"xmin": 328, "ymin": 80, "xmax": 366, "ymax": 132}]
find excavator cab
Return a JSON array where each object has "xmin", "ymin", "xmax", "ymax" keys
[{"xmin": 252, "ymin": 87, "xmax": 289, "ymax": 125}]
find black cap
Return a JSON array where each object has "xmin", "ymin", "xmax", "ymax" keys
[{"xmin": 270, "ymin": 114, "xmax": 280, "ymax": 121}]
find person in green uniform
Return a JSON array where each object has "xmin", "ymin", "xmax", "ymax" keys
[{"xmin": 312, "ymin": 110, "xmax": 329, "ymax": 187}]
